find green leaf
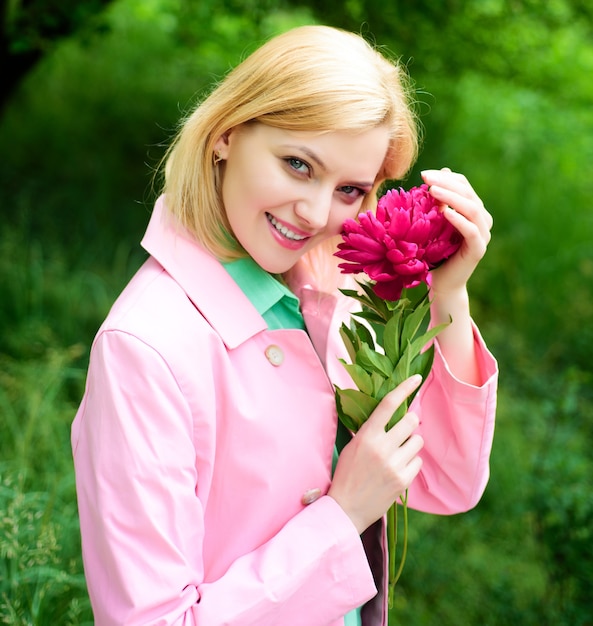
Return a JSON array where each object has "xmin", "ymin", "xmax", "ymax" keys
[
  {"xmin": 377, "ymin": 369, "xmax": 405, "ymax": 400},
  {"xmin": 382, "ymin": 309, "xmax": 405, "ymax": 364},
  {"xmin": 352, "ymin": 313, "xmax": 387, "ymax": 347},
  {"xmin": 401, "ymin": 295, "xmax": 431, "ymax": 346},
  {"xmin": 407, "ymin": 321, "xmax": 450, "ymax": 358},
  {"xmin": 350, "ymin": 317, "xmax": 376, "ymax": 351},
  {"xmin": 344, "ymin": 280, "xmax": 391, "ymax": 322},
  {"xmin": 371, "ymin": 371, "xmax": 386, "ymax": 396},
  {"xmin": 380, "ymin": 345, "xmax": 436, "ymax": 424},
  {"xmin": 338, "ymin": 284, "xmax": 386, "ymax": 320},
  {"xmin": 356, "ymin": 344, "xmax": 394, "ymax": 377},
  {"xmin": 362, "ymin": 285, "xmax": 391, "ymax": 321},
  {"xmin": 335, "ymin": 387, "xmax": 379, "ymax": 430},
  {"xmin": 340, "ymin": 361, "xmax": 374, "ymax": 395},
  {"xmin": 339, "ymin": 322, "xmax": 360, "ymax": 363},
  {"xmin": 352, "ymin": 309, "xmax": 388, "ymax": 326},
  {"xmin": 335, "ymin": 390, "xmax": 362, "ymax": 432},
  {"xmin": 392, "ymin": 343, "xmax": 413, "ymax": 385},
  {"xmin": 339, "ymin": 288, "xmax": 361, "ymax": 299},
  {"xmin": 411, "ymin": 346, "xmax": 435, "ymax": 381}
]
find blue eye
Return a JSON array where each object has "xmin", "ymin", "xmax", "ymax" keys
[
  {"xmin": 286, "ymin": 158, "xmax": 310, "ymax": 174},
  {"xmin": 339, "ymin": 185, "xmax": 366, "ymax": 199}
]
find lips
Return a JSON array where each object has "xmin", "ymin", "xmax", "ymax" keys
[{"xmin": 266, "ymin": 213, "xmax": 308, "ymax": 241}]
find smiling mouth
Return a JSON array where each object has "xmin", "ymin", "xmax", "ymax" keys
[{"xmin": 266, "ymin": 213, "xmax": 308, "ymax": 241}]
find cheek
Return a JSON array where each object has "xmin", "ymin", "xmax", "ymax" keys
[
  {"xmin": 327, "ymin": 203, "xmax": 361, "ymax": 236},
  {"xmin": 229, "ymin": 165, "xmax": 284, "ymax": 210},
  {"xmin": 222, "ymin": 164, "xmax": 262, "ymax": 218}
]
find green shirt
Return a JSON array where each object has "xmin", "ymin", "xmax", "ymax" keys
[
  {"xmin": 223, "ymin": 257, "xmax": 305, "ymax": 331},
  {"xmin": 222, "ymin": 257, "xmax": 362, "ymax": 626}
]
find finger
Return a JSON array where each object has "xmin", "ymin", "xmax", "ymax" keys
[
  {"xmin": 421, "ymin": 169, "xmax": 479, "ymax": 202},
  {"xmin": 427, "ymin": 183, "xmax": 484, "ymax": 216},
  {"xmin": 364, "ymin": 375, "xmax": 422, "ymax": 433},
  {"xmin": 442, "ymin": 208, "xmax": 490, "ymax": 261},
  {"xmin": 386, "ymin": 412, "xmax": 422, "ymax": 447},
  {"xmin": 395, "ymin": 453, "xmax": 423, "ymax": 490},
  {"xmin": 446, "ymin": 201, "xmax": 492, "ymax": 245},
  {"xmin": 386, "ymin": 432, "xmax": 424, "ymax": 496},
  {"xmin": 429, "ymin": 186, "xmax": 492, "ymax": 239}
]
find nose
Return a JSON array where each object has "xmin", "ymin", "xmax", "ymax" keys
[{"xmin": 294, "ymin": 188, "xmax": 333, "ymax": 231}]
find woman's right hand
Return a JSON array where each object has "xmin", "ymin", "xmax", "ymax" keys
[{"xmin": 328, "ymin": 375, "xmax": 425, "ymax": 534}]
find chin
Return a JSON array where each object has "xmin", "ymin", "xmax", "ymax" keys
[{"xmin": 254, "ymin": 256, "xmax": 294, "ymax": 275}]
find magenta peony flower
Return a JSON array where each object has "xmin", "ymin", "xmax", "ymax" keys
[
  {"xmin": 335, "ymin": 184, "xmax": 462, "ymax": 301},
  {"xmin": 334, "ymin": 185, "xmax": 462, "ymax": 608}
]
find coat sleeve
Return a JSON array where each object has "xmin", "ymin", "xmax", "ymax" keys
[
  {"xmin": 407, "ymin": 321, "xmax": 498, "ymax": 514},
  {"xmin": 71, "ymin": 330, "xmax": 376, "ymax": 626}
]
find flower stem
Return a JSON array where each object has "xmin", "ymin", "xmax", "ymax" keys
[
  {"xmin": 387, "ymin": 502, "xmax": 396, "ymax": 608},
  {"xmin": 389, "ymin": 490, "xmax": 409, "ymax": 605}
]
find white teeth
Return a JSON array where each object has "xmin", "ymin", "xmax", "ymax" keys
[{"xmin": 267, "ymin": 214, "xmax": 306, "ymax": 241}]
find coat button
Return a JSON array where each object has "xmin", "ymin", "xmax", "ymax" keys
[
  {"xmin": 301, "ymin": 488, "xmax": 322, "ymax": 505},
  {"xmin": 265, "ymin": 344, "xmax": 284, "ymax": 366}
]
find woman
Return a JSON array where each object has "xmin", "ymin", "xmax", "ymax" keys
[{"xmin": 72, "ymin": 25, "xmax": 497, "ymax": 625}]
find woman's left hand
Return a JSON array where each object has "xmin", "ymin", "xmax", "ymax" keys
[{"xmin": 421, "ymin": 168, "xmax": 493, "ymax": 295}]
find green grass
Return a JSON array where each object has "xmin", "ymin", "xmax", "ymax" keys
[
  {"xmin": 0, "ymin": 464, "xmax": 92, "ymax": 625},
  {"xmin": 0, "ymin": 346, "xmax": 94, "ymax": 624}
]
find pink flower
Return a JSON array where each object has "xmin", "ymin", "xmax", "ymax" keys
[{"xmin": 335, "ymin": 184, "xmax": 462, "ymax": 301}]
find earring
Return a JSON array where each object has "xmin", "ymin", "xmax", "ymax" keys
[{"xmin": 213, "ymin": 150, "xmax": 222, "ymax": 165}]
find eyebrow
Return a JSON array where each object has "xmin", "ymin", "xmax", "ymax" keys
[
  {"xmin": 283, "ymin": 144, "xmax": 328, "ymax": 171},
  {"xmin": 283, "ymin": 144, "xmax": 375, "ymax": 190}
]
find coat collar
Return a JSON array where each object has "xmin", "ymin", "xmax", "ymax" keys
[
  {"xmin": 141, "ymin": 196, "xmax": 344, "ymax": 357},
  {"xmin": 141, "ymin": 196, "xmax": 267, "ymax": 349}
]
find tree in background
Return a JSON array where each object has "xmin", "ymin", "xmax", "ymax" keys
[
  {"xmin": 0, "ymin": 0, "xmax": 114, "ymax": 112},
  {"xmin": 292, "ymin": 0, "xmax": 593, "ymax": 101}
]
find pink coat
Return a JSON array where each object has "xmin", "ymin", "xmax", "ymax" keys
[{"xmin": 72, "ymin": 197, "xmax": 498, "ymax": 626}]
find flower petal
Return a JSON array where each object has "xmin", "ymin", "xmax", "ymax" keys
[
  {"xmin": 334, "ymin": 184, "xmax": 462, "ymax": 298},
  {"xmin": 372, "ymin": 277, "xmax": 406, "ymax": 301}
]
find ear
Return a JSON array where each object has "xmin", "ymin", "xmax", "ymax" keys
[{"xmin": 213, "ymin": 131, "xmax": 232, "ymax": 160}]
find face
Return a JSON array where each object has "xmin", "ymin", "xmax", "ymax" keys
[{"xmin": 214, "ymin": 123, "xmax": 390, "ymax": 274}]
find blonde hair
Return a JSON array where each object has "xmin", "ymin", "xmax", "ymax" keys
[{"xmin": 162, "ymin": 25, "xmax": 419, "ymax": 284}]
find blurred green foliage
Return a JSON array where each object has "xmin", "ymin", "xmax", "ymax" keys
[
  {"xmin": 1, "ymin": 0, "xmax": 114, "ymax": 113},
  {"xmin": 0, "ymin": 0, "xmax": 592, "ymax": 623}
]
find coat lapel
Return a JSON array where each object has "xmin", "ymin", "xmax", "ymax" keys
[{"xmin": 140, "ymin": 197, "xmax": 267, "ymax": 349}]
